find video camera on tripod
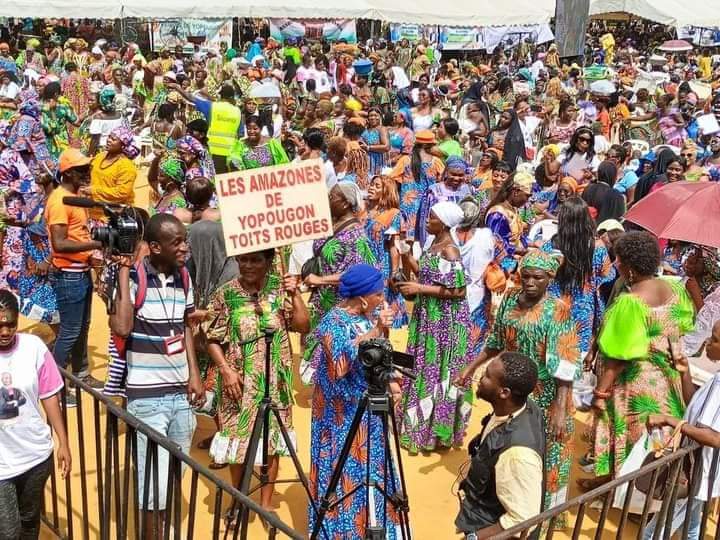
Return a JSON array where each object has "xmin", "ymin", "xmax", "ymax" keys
[{"xmin": 358, "ymin": 337, "xmax": 415, "ymax": 397}]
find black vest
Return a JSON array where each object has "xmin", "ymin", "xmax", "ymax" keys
[{"xmin": 455, "ymin": 400, "xmax": 545, "ymax": 535}]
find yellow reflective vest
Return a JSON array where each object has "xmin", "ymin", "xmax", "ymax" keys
[{"xmin": 207, "ymin": 101, "xmax": 241, "ymax": 157}]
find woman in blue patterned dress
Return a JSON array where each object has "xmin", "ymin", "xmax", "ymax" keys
[
  {"xmin": 361, "ymin": 108, "xmax": 389, "ymax": 176},
  {"xmin": 388, "ymin": 130, "xmax": 444, "ymax": 243},
  {"xmin": 541, "ymin": 196, "xmax": 616, "ymax": 360},
  {"xmin": 6, "ymin": 91, "xmax": 54, "ymax": 177},
  {"xmin": 396, "ymin": 202, "xmax": 473, "ymax": 453},
  {"xmin": 307, "ymin": 265, "xmax": 401, "ymax": 539},
  {"xmin": 364, "ymin": 175, "xmax": 407, "ymax": 328}
]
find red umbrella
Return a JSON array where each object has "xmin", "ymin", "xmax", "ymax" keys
[{"xmin": 624, "ymin": 181, "xmax": 720, "ymax": 248}]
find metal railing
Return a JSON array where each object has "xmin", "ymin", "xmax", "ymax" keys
[
  {"xmin": 494, "ymin": 442, "xmax": 720, "ymax": 540},
  {"xmin": 41, "ymin": 368, "xmax": 303, "ymax": 540}
]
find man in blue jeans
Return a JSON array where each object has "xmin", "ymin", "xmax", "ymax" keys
[
  {"xmin": 45, "ymin": 149, "xmax": 105, "ymax": 406},
  {"xmin": 110, "ymin": 213, "xmax": 205, "ymax": 539}
]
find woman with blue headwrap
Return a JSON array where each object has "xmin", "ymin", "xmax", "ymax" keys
[
  {"xmin": 7, "ymin": 90, "xmax": 53, "ymax": 177},
  {"xmin": 415, "ymin": 156, "xmax": 473, "ymax": 248},
  {"xmin": 306, "ymin": 263, "xmax": 401, "ymax": 538},
  {"xmin": 396, "ymin": 201, "xmax": 473, "ymax": 454}
]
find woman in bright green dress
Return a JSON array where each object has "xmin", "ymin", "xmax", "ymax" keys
[
  {"xmin": 228, "ymin": 115, "xmax": 289, "ymax": 171},
  {"xmin": 589, "ymin": 231, "xmax": 695, "ymax": 484}
]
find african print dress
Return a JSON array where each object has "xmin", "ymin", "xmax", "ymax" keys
[
  {"xmin": 400, "ymin": 251, "xmax": 473, "ymax": 453},
  {"xmin": 390, "ymin": 155, "xmax": 444, "ymax": 242},
  {"xmin": 485, "ymin": 288, "xmax": 581, "ymax": 526},
  {"xmin": 361, "ymin": 128, "xmax": 388, "ymax": 176},
  {"xmin": 364, "ymin": 208, "xmax": 408, "ymax": 328},
  {"xmin": 307, "ymin": 307, "xmax": 400, "ymax": 539},
  {"xmin": 41, "ymin": 102, "xmax": 78, "ymax": 160},
  {"xmin": 307, "ymin": 222, "xmax": 378, "ymax": 330},
  {"xmin": 542, "ymin": 240, "xmax": 616, "ymax": 355},
  {"xmin": 228, "ymin": 138, "xmax": 289, "ymax": 171},
  {"xmin": 204, "ymin": 274, "xmax": 295, "ymax": 464},
  {"xmin": 594, "ymin": 279, "xmax": 694, "ymax": 478}
]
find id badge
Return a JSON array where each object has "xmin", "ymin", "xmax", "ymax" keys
[{"xmin": 163, "ymin": 334, "xmax": 185, "ymax": 355}]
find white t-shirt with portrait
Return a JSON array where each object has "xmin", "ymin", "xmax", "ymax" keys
[{"xmin": 0, "ymin": 333, "xmax": 63, "ymax": 480}]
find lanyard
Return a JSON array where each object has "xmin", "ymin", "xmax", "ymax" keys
[{"xmin": 155, "ymin": 274, "xmax": 178, "ymax": 336}]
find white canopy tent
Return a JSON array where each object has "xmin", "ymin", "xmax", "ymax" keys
[
  {"xmin": 0, "ymin": 0, "xmax": 554, "ymax": 26},
  {"xmin": 589, "ymin": 0, "xmax": 720, "ymax": 29}
]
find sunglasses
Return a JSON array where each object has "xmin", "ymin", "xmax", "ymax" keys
[
  {"xmin": 578, "ymin": 137, "xmax": 592, "ymax": 143},
  {"xmin": 681, "ymin": 153, "xmax": 694, "ymax": 158}
]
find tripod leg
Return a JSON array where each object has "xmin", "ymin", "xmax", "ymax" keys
[
  {"xmin": 389, "ymin": 408, "xmax": 412, "ymax": 540},
  {"xmin": 237, "ymin": 401, "xmax": 271, "ymax": 538},
  {"xmin": 310, "ymin": 395, "xmax": 369, "ymax": 540}
]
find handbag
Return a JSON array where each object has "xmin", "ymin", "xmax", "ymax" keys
[
  {"xmin": 483, "ymin": 261, "xmax": 507, "ymax": 294},
  {"xmin": 636, "ymin": 420, "xmax": 693, "ymax": 500},
  {"xmin": 300, "ymin": 218, "xmax": 358, "ymax": 280}
]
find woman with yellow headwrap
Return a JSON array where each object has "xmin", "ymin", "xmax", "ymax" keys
[
  {"xmin": 457, "ymin": 249, "xmax": 580, "ymax": 530},
  {"xmin": 16, "ymin": 38, "xmax": 46, "ymax": 74}
]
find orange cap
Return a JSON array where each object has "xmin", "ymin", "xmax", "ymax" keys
[
  {"xmin": 415, "ymin": 130, "xmax": 436, "ymax": 145},
  {"xmin": 59, "ymin": 148, "xmax": 92, "ymax": 173}
]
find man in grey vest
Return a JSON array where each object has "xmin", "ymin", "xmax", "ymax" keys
[{"xmin": 455, "ymin": 352, "xmax": 545, "ymax": 540}]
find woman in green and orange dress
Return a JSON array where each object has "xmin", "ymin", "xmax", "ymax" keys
[
  {"xmin": 588, "ymin": 231, "xmax": 695, "ymax": 484},
  {"xmin": 458, "ymin": 251, "xmax": 581, "ymax": 528}
]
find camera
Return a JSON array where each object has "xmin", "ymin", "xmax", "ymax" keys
[
  {"xmin": 92, "ymin": 207, "xmax": 141, "ymax": 255},
  {"xmin": 358, "ymin": 338, "xmax": 414, "ymax": 395}
]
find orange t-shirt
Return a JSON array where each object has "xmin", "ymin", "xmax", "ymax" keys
[{"xmin": 44, "ymin": 186, "xmax": 93, "ymax": 270}]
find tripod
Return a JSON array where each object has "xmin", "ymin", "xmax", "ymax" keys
[
  {"xmin": 310, "ymin": 389, "xmax": 412, "ymax": 540},
  {"xmin": 224, "ymin": 329, "xmax": 319, "ymax": 538}
]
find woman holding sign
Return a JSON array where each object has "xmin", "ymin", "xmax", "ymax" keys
[
  {"xmin": 204, "ymin": 248, "xmax": 309, "ymax": 516},
  {"xmin": 227, "ymin": 115, "xmax": 289, "ymax": 171}
]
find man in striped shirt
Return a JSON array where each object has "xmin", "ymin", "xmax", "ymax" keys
[{"xmin": 110, "ymin": 213, "xmax": 205, "ymax": 538}]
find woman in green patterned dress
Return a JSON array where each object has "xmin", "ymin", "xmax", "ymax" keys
[
  {"xmin": 587, "ymin": 231, "xmax": 695, "ymax": 487},
  {"xmin": 457, "ymin": 251, "xmax": 581, "ymax": 528},
  {"xmin": 204, "ymin": 248, "xmax": 310, "ymax": 511}
]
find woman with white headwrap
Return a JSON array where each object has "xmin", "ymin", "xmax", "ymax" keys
[{"xmin": 396, "ymin": 201, "xmax": 473, "ymax": 453}]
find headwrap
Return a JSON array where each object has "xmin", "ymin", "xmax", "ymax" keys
[
  {"xmin": 98, "ymin": 87, "xmax": 116, "ymax": 112},
  {"xmin": 338, "ymin": 264, "xmax": 384, "ymax": 298},
  {"xmin": 26, "ymin": 38, "xmax": 40, "ymax": 51},
  {"xmin": 511, "ymin": 171, "xmax": 535, "ymax": 195},
  {"xmin": 519, "ymin": 250, "xmax": 561, "ymax": 276},
  {"xmin": 335, "ymin": 181, "xmax": 364, "ymax": 213},
  {"xmin": 175, "ymin": 135, "xmax": 205, "ymax": 157},
  {"xmin": 430, "ymin": 201, "xmax": 464, "ymax": 229},
  {"xmin": 397, "ymin": 109, "xmax": 412, "ymax": 128},
  {"xmin": 559, "ymin": 176, "xmax": 578, "ymax": 193},
  {"xmin": 458, "ymin": 196, "xmax": 482, "ymax": 229},
  {"xmin": 444, "ymin": 156, "xmax": 471, "ymax": 175},
  {"xmin": 225, "ymin": 48, "xmax": 237, "ymax": 61},
  {"xmin": 110, "ymin": 126, "xmax": 140, "ymax": 160},
  {"xmin": 159, "ymin": 156, "xmax": 186, "ymax": 184},
  {"xmin": 19, "ymin": 97, "xmax": 41, "ymax": 119},
  {"xmin": 541, "ymin": 144, "xmax": 561, "ymax": 160}
]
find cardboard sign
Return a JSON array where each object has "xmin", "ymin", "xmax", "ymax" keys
[{"xmin": 215, "ymin": 159, "xmax": 332, "ymax": 256}]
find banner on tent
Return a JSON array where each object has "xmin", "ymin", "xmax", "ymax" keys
[
  {"xmin": 149, "ymin": 19, "xmax": 233, "ymax": 51},
  {"xmin": 389, "ymin": 24, "xmax": 423, "ymax": 43},
  {"xmin": 269, "ymin": 19, "xmax": 357, "ymax": 44},
  {"xmin": 439, "ymin": 27, "xmax": 483, "ymax": 50},
  {"xmin": 679, "ymin": 26, "xmax": 720, "ymax": 46},
  {"xmin": 483, "ymin": 24, "xmax": 554, "ymax": 52},
  {"xmin": 215, "ymin": 159, "xmax": 332, "ymax": 256}
]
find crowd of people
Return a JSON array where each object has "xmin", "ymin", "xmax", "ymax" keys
[{"xmin": 2, "ymin": 15, "xmax": 720, "ymax": 540}]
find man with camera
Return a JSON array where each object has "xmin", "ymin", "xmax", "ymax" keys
[
  {"xmin": 455, "ymin": 352, "xmax": 545, "ymax": 540},
  {"xmin": 109, "ymin": 213, "xmax": 205, "ymax": 539},
  {"xmin": 44, "ymin": 149, "xmax": 105, "ymax": 405}
]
